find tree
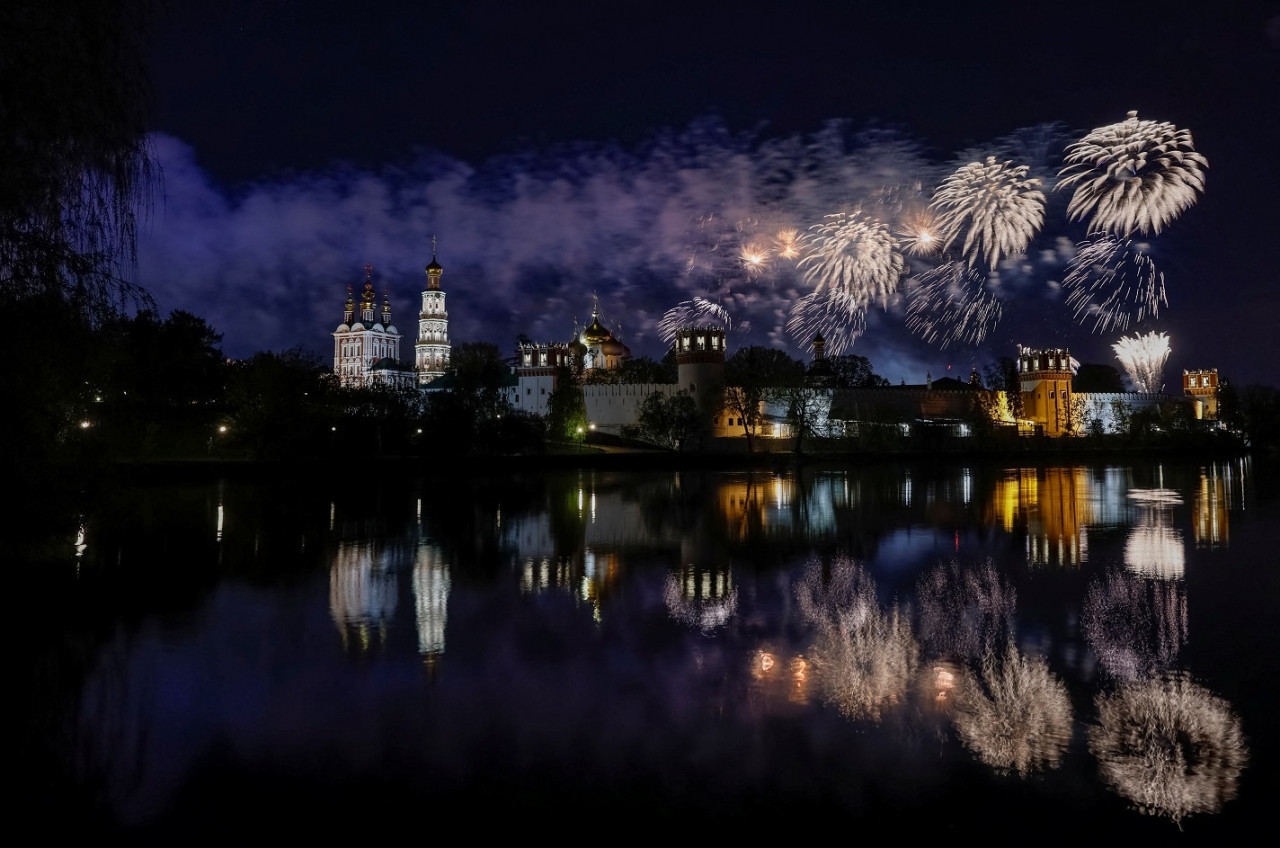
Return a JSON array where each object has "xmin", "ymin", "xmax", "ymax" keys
[
  {"xmin": 1, "ymin": 0, "xmax": 157, "ymax": 321},
  {"xmin": 224, "ymin": 348, "xmax": 340, "ymax": 459},
  {"xmin": 984, "ymin": 356, "xmax": 1023, "ymax": 420},
  {"xmin": 723, "ymin": 346, "xmax": 804, "ymax": 452},
  {"xmin": 546, "ymin": 364, "xmax": 586, "ymax": 440},
  {"xmin": 1, "ymin": 1, "xmax": 158, "ymax": 483},
  {"xmin": 782, "ymin": 386, "xmax": 831, "ymax": 454},
  {"xmin": 828, "ymin": 354, "xmax": 890, "ymax": 388},
  {"xmin": 633, "ymin": 391, "xmax": 700, "ymax": 450}
]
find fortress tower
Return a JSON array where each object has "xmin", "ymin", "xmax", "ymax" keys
[{"xmin": 1018, "ymin": 346, "xmax": 1075, "ymax": 436}]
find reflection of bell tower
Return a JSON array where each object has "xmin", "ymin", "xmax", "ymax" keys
[
  {"xmin": 415, "ymin": 237, "xmax": 450, "ymax": 385},
  {"xmin": 1018, "ymin": 347, "xmax": 1074, "ymax": 436}
]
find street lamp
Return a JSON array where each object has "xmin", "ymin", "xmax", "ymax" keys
[{"xmin": 576, "ymin": 425, "xmax": 584, "ymax": 452}]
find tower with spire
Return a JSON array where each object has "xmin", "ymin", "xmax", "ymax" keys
[
  {"xmin": 332, "ymin": 264, "xmax": 413, "ymax": 388},
  {"xmin": 415, "ymin": 237, "xmax": 450, "ymax": 385}
]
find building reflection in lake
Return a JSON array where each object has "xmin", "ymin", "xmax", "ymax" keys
[
  {"xmin": 412, "ymin": 543, "xmax": 450, "ymax": 662},
  {"xmin": 329, "ymin": 541, "xmax": 397, "ymax": 653}
]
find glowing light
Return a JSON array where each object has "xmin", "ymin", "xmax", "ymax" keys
[{"xmin": 1058, "ymin": 111, "xmax": 1208, "ymax": 237}]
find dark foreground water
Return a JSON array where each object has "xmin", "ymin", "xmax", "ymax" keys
[{"xmin": 20, "ymin": 455, "xmax": 1280, "ymax": 840}]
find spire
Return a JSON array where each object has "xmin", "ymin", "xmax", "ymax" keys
[
  {"xmin": 360, "ymin": 264, "xmax": 376, "ymax": 320},
  {"xmin": 344, "ymin": 284, "xmax": 355, "ymax": 323},
  {"xmin": 425, "ymin": 235, "xmax": 443, "ymax": 290},
  {"xmin": 382, "ymin": 285, "xmax": 392, "ymax": 322}
]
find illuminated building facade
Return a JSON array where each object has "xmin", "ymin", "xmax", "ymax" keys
[
  {"xmin": 414, "ymin": 251, "xmax": 450, "ymax": 385},
  {"xmin": 1183, "ymin": 368, "xmax": 1219, "ymax": 419},
  {"xmin": 332, "ymin": 265, "xmax": 415, "ymax": 388}
]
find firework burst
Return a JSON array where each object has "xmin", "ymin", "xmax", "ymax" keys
[
  {"xmin": 798, "ymin": 209, "xmax": 904, "ymax": 312},
  {"xmin": 904, "ymin": 261, "xmax": 1004, "ymax": 348},
  {"xmin": 1057, "ymin": 111, "xmax": 1208, "ymax": 237},
  {"xmin": 1063, "ymin": 235, "xmax": 1166, "ymax": 333},
  {"xmin": 658, "ymin": 297, "xmax": 732, "ymax": 344},
  {"xmin": 929, "ymin": 156, "xmax": 1045, "ymax": 271},
  {"xmin": 1113, "ymin": 331, "xmax": 1171, "ymax": 393}
]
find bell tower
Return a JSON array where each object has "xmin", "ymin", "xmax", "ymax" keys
[{"xmin": 415, "ymin": 236, "xmax": 450, "ymax": 385}]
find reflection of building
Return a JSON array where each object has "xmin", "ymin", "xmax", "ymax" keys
[
  {"xmin": 413, "ymin": 544, "xmax": 450, "ymax": 661},
  {"xmin": 989, "ymin": 467, "xmax": 1092, "ymax": 566},
  {"xmin": 332, "ymin": 265, "xmax": 416, "ymax": 388},
  {"xmin": 1193, "ymin": 462, "xmax": 1240, "ymax": 548},
  {"xmin": 329, "ymin": 540, "xmax": 399, "ymax": 650}
]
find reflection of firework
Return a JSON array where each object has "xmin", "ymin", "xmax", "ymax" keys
[
  {"xmin": 929, "ymin": 156, "xmax": 1045, "ymax": 271},
  {"xmin": 952, "ymin": 642, "xmax": 1073, "ymax": 777},
  {"xmin": 663, "ymin": 567, "xmax": 738, "ymax": 632},
  {"xmin": 1082, "ymin": 569, "xmax": 1187, "ymax": 681},
  {"xmin": 1057, "ymin": 111, "xmax": 1208, "ymax": 237},
  {"xmin": 797, "ymin": 557, "xmax": 919, "ymax": 722},
  {"xmin": 1090, "ymin": 673, "xmax": 1248, "ymax": 825},
  {"xmin": 1113, "ymin": 331, "xmax": 1171, "ymax": 393},
  {"xmin": 658, "ymin": 297, "xmax": 732, "ymax": 344},
  {"xmin": 904, "ymin": 262, "xmax": 1004, "ymax": 348},
  {"xmin": 914, "ymin": 557, "xmax": 1017, "ymax": 661},
  {"xmin": 1063, "ymin": 235, "xmax": 1166, "ymax": 334}
]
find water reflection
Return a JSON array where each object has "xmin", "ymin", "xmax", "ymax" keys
[
  {"xmin": 1083, "ymin": 570, "xmax": 1187, "ymax": 681},
  {"xmin": 798, "ymin": 557, "xmax": 919, "ymax": 722},
  {"xmin": 1090, "ymin": 673, "xmax": 1248, "ymax": 825},
  {"xmin": 1126, "ymin": 487, "xmax": 1185, "ymax": 579},
  {"xmin": 42, "ymin": 456, "xmax": 1265, "ymax": 835},
  {"xmin": 951, "ymin": 641, "xmax": 1074, "ymax": 777}
]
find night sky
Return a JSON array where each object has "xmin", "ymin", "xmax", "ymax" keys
[{"xmin": 140, "ymin": 0, "xmax": 1280, "ymax": 387}]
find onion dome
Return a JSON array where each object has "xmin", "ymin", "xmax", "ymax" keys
[{"xmin": 583, "ymin": 310, "xmax": 611, "ymax": 345}]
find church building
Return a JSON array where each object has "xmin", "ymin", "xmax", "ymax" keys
[{"xmin": 332, "ymin": 265, "xmax": 415, "ymax": 388}]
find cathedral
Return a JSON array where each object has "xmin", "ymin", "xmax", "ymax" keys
[{"xmin": 332, "ymin": 251, "xmax": 450, "ymax": 389}]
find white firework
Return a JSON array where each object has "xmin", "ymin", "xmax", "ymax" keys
[
  {"xmin": 658, "ymin": 297, "xmax": 732, "ymax": 344},
  {"xmin": 929, "ymin": 156, "xmax": 1045, "ymax": 271},
  {"xmin": 1113, "ymin": 331, "xmax": 1171, "ymax": 393},
  {"xmin": 786, "ymin": 287, "xmax": 867, "ymax": 356},
  {"xmin": 905, "ymin": 261, "xmax": 1004, "ymax": 348},
  {"xmin": 798, "ymin": 209, "xmax": 904, "ymax": 313},
  {"xmin": 1064, "ymin": 235, "xmax": 1166, "ymax": 334},
  {"xmin": 1057, "ymin": 111, "xmax": 1208, "ymax": 237}
]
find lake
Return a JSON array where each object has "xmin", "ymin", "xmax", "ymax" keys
[{"xmin": 21, "ymin": 454, "xmax": 1279, "ymax": 839}]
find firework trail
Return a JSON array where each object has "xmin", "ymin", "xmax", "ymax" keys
[
  {"xmin": 1057, "ymin": 111, "xmax": 1208, "ymax": 237},
  {"xmin": 1113, "ymin": 330, "xmax": 1171, "ymax": 393},
  {"xmin": 786, "ymin": 288, "xmax": 867, "ymax": 356},
  {"xmin": 904, "ymin": 261, "xmax": 1004, "ymax": 348},
  {"xmin": 658, "ymin": 297, "xmax": 732, "ymax": 344},
  {"xmin": 1063, "ymin": 235, "xmax": 1166, "ymax": 334},
  {"xmin": 929, "ymin": 156, "xmax": 1046, "ymax": 271}
]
